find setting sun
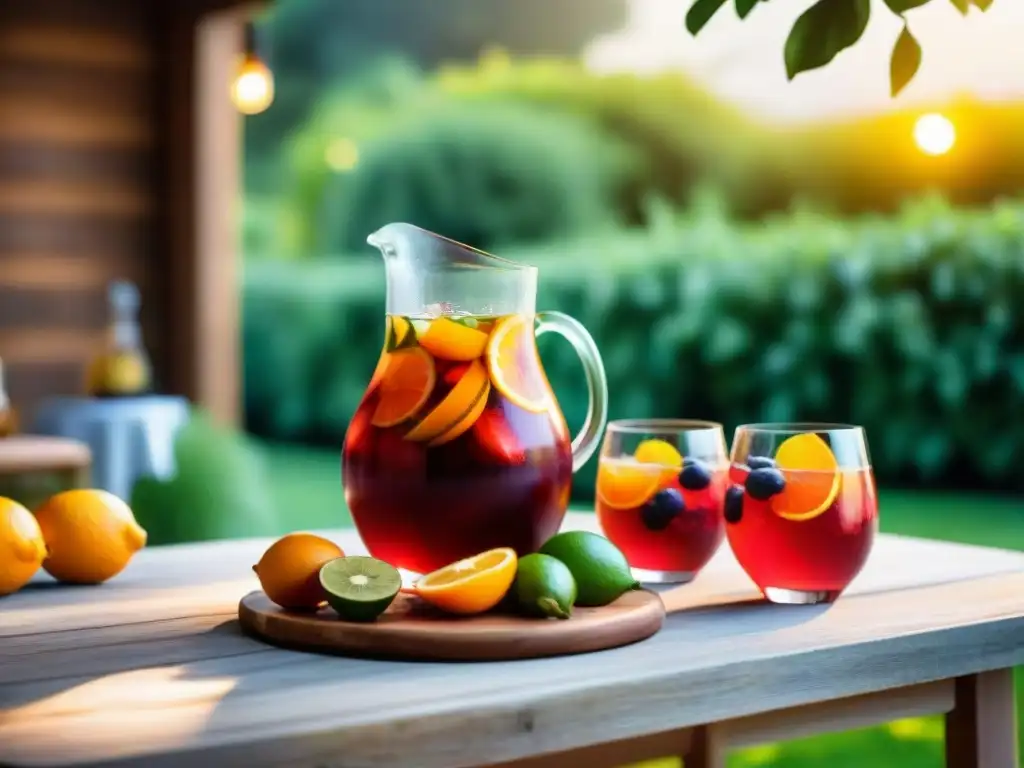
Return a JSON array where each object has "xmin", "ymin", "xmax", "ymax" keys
[{"xmin": 914, "ymin": 113, "xmax": 956, "ymax": 156}]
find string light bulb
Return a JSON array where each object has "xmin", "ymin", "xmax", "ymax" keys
[{"xmin": 231, "ymin": 22, "xmax": 274, "ymax": 115}]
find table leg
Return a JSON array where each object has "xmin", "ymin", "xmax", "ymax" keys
[
  {"xmin": 686, "ymin": 724, "xmax": 727, "ymax": 768},
  {"xmin": 945, "ymin": 669, "xmax": 1019, "ymax": 768}
]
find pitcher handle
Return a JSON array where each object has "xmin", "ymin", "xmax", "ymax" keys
[{"xmin": 535, "ymin": 311, "xmax": 608, "ymax": 473}]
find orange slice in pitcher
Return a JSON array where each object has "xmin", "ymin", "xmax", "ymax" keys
[
  {"xmin": 770, "ymin": 433, "xmax": 841, "ymax": 522},
  {"xmin": 414, "ymin": 547, "xmax": 518, "ymax": 615},
  {"xmin": 370, "ymin": 347, "xmax": 435, "ymax": 428},
  {"xmin": 418, "ymin": 317, "xmax": 489, "ymax": 361},
  {"xmin": 486, "ymin": 315, "xmax": 549, "ymax": 414},
  {"xmin": 597, "ymin": 457, "xmax": 663, "ymax": 510},
  {"xmin": 405, "ymin": 359, "xmax": 489, "ymax": 443},
  {"xmin": 388, "ymin": 315, "xmax": 415, "ymax": 350},
  {"xmin": 367, "ymin": 317, "xmax": 393, "ymax": 391}
]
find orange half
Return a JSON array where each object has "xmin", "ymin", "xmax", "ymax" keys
[
  {"xmin": 418, "ymin": 317, "xmax": 489, "ymax": 361},
  {"xmin": 405, "ymin": 359, "xmax": 489, "ymax": 443},
  {"xmin": 414, "ymin": 547, "xmax": 518, "ymax": 614},
  {"xmin": 770, "ymin": 433, "xmax": 841, "ymax": 522},
  {"xmin": 597, "ymin": 456, "xmax": 663, "ymax": 510},
  {"xmin": 371, "ymin": 347, "xmax": 435, "ymax": 428},
  {"xmin": 486, "ymin": 315, "xmax": 549, "ymax": 414}
]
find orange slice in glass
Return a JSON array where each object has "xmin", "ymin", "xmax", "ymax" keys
[
  {"xmin": 414, "ymin": 547, "xmax": 518, "ymax": 614},
  {"xmin": 418, "ymin": 317, "xmax": 489, "ymax": 361},
  {"xmin": 634, "ymin": 438, "xmax": 683, "ymax": 484},
  {"xmin": 486, "ymin": 315, "xmax": 549, "ymax": 414},
  {"xmin": 405, "ymin": 359, "xmax": 489, "ymax": 443},
  {"xmin": 770, "ymin": 433, "xmax": 841, "ymax": 522},
  {"xmin": 597, "ymin": 456, "xmax": 663, "ymax": 510},
  {"xmin": 370, "ymin": 347, "xmax": 435, "ymax": 428}
]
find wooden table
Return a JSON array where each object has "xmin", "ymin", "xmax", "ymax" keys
[{"xmin": 2, "ymin": 512, "xmax": 1023, "ymax": 768}]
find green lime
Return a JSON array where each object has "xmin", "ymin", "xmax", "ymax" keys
[
  {"xmin": 538, "ymin": 531, "xmax": 639, "ymax": 607},
  {"xmin": 319, "ymin": 556, "xmax": 402, "ymax": 622},
  {"xmin": 514, "ymin": 553, "xmax": 577, "ymax": 620}
]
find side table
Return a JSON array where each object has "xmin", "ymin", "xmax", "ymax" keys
[
  {"xmin": 31, "ymin": 396, "xmax": 190, "ymax": 501},
  {"xmin": 0, "ymin": 435, "xmax": 92, "ymax": 508}
]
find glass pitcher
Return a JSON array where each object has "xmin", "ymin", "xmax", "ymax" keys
[{"xmin": 342, "ymin": 223, "xmax": 608, "ymax": 575}]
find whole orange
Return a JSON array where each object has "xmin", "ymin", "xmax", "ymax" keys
[
  {"xmin": 34, "ymin": 489, "xmax": 147, "ymax": 585},
  {"xmin": 253, "ymin": 533, "xmax": 344, "ymax": 610}
]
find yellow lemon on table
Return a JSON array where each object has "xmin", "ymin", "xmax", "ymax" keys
[
  {"xmin": 0, "ymin": 497, "xmax": 47, "ymax": 596},
  {"xmin": 253, "ymin": 533, "xmax": 345, "ymax": 611},
  {"xmin": 34, "ymin": 490, "xmax": 148, "ymax": 584}
]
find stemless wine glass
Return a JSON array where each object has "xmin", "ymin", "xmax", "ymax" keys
[
  {"xmin": 596, "ymin": 419, "xmax": 728, "ymax": 584},
  {"xmin": 726, "ymin": 423, "xmax": 878, "ymax": 605}
]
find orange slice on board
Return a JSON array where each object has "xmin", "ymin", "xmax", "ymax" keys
[
  {"xmin": 370, "ymin": 347, "xmax": 436, "ymax": 428},
  {"xmin": 597, "ymin": 456, "xmax": 663, "ymax": 510},
  {"xmin": 418, "ymin": 317, "xmax": 489, "ymax": 361},
  {"xmin": 770, "ymin": 433, "xmax": 841, "ymax": 522},
  {"xmin": 414, "ymin": 547, "xmax": 518, "ymax": 615},
  {"xmin": 405, "ymin": 359, "xmax": 489, "ymax": 443},
  {"xmin": 486, "ymin": 315, "xmax": 549, "ymax": 414},
  {"xmin": 634, "ymin": 438, "xmax": 683, "ymax": 484}
]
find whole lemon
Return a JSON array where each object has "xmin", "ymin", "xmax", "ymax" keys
[
  {"xmin": 0, "ymin": 497, "xmax": 47, "ymax": 596},
  {"xmin": 34, "ymin": 490, "xmax": 147, "ymax": 584},
  {"xmin": 253, "ymin": 533, "xmax": 344, "ymax": 610}
]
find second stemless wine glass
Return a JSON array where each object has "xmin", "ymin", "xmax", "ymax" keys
[
  {"xmin": 596, "ymin": 419, "xmax": 728, "ymax": 584},
  {"xmin": 727, "ymin": 423, "xmax": 878, "ymax": 605}
]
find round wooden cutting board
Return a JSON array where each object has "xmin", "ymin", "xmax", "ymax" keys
[{"xmin": 238, "ymin": 588, "xmax": 665, "ymax": 661}]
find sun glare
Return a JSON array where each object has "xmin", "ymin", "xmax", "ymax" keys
[{"xmin": 914, "ymin": 113, "xmax": 956, "ymax": 156}]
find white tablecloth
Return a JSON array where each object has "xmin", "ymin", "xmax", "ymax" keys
[{"xmin": 32, "ymin": 396, "xmax": 190, "ymax": 501}]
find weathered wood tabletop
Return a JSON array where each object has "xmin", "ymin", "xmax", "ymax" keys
[{"xmin": 3, "ymin": 512, "xmax": 1023, "ymax": 768}]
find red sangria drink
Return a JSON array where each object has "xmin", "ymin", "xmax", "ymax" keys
[
  {"xmin": 343, "ymin": 313, "xmax": 574, "ymax": 575},
  {"xmin": 725, "ymin": 424, "xmax": 878, "ymax": 604},
  {"xmin": 596, "ymin": 420, "xmax": 728, "ymax": 584}
]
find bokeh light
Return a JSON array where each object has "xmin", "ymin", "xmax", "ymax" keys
[
  {"xmin": 231, "ymin": 56, "xmax": 275, "ymax": 115},
  {"xmin": 914, "ymin": 113, "xmax": 956, "ymax": 156}
]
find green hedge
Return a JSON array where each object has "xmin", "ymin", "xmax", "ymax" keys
[
  {"xmin": 320, "ymin": 100, "xmax": 635, "ymax": 253},
  {"xmin": 243, "ymin": 197, "xmax": 1024, "ymax": 496}
]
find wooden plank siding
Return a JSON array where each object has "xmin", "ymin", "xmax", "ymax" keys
[
  {"xmin": 0, "ymin": 0, "xmax": 249, "ymax": 424},
  {"xmin": 0, "ymin": 0, "xmax": 160, "ymax": 418}
]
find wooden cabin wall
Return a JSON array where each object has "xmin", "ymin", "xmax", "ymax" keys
[{"xmin": 0, "ymin": 0, "xmax": 167, "ymax": 419}]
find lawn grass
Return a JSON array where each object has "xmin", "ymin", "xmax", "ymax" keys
[{"xmin": 254, "ymin": 440, "xmax": 1024, "ymax": 767}]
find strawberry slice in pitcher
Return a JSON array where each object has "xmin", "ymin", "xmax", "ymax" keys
[{"xmin": 473, "ymin": 407, "xmax": 526, "ymax": 465}]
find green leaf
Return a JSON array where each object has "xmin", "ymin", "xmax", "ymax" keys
[
  {"xmin": 736, "ymin": 0, "xmax": 760, "ymax": 19},
  {"xmin": 890, "ymin": 24, "xmax": 922, "ymax": 97},
  {"xmin": 686, "ymin": 0, "xmax": 730, "ymax": 34},
  {"xmin": 950, "ymin": 0, "xmax": 970, "ymax": 13},
  {"xmin": 883, "ymin": 0, "xmax": 930, "ymax": 10},
  {"xmin": 784, "ymin": 0, "xmax": 871, "ymax": 80},
  {"xmin": 972, "ymin": 0, "xmax": 993, "ymax": 9}
]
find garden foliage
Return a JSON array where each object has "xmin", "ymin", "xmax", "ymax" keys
[{"xmin": 243, "ymin": 195, "xmax": 1024, "ymax": 496}]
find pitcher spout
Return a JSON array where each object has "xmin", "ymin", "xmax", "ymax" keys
[{"xmin": 366, "ymin": 223, "xmax": 537, "ymax": 317}]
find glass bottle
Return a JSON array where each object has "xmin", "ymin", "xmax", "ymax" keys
[
  {"xmin": 85, "ymin": 281, "xmax": 153, "ymax": 398},
  {"xmin": 0, "ymin": 357, "xmax": 16, "ymax": 437}
]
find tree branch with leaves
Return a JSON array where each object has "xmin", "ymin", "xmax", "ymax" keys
[{"xmin": 685, "ymin": 0, "xmax": 995, "ymax": 97}]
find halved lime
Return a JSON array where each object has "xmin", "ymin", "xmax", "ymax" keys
[{"xmin": 319, "ymin": 556, "xmax": 402, "ymax": 622}]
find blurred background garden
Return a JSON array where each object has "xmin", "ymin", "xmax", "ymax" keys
[{"xmin": 134, "ymin": 0, "xmax": 1024, "ymax": 764}]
